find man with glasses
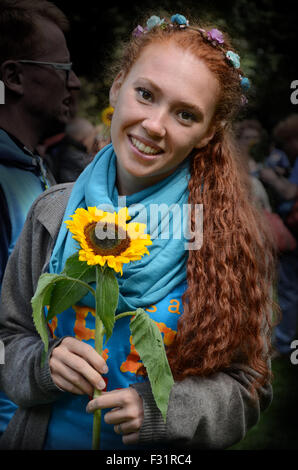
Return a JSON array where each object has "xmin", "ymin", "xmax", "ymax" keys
[{"xmin": 0, "ymin": 0, "xmax": 80, "ymax": 442}]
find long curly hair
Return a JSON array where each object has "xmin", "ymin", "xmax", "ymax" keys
[{"xmin": 116, "ymin": 14, "xmax": 277, "ymax": 393}]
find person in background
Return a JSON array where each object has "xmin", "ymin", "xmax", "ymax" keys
[
  {"xmin": 260, "ymin": 115, "xmax": 298, "ymax": 205},
  {"xmin": 235, "ymin": 119, "xmax": 271, "ymax": 211},
  {"xmin": 43, "ymin": 117, "xmax": 96, "ymax": 183},
  {"xmin": 260, "ymin": 115, "xmax": 298, "ymax": 358},
  {"xmin": 0, "ymin": 0, "xmax": 80, "ymax": 439}
]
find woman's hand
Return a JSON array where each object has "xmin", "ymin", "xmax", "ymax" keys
[
  {"xmin": 86, "ymin": 387, "xmax": 144, "ymax": 445},
  {"xmin": 49, "ymin": 337, "xmax": 108, "ymax": 396}
]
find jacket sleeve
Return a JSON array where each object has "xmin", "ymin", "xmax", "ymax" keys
[
  {"xmin": 0, "ymin": 187, "xmax": 71, "ymax": 408},
  {"xmin": 131, "ymin": 362, "xmax": 272, "ymax": 449}
]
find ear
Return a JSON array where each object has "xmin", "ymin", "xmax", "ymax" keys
[
  {"xmin": 109, "ymin": 71, "xmax": 125, "ymax": 107},
  {"xmin": 194, "ymin": 124, "xmax": 217, "ymax": 150},
  {"xmin": 0, "ymin": 61, "xmax": 24, "ymax": 96}
]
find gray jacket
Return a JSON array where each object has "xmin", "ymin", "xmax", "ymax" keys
[{"xmin": 0, "ymin": 183, "xmax": 273, "ymax": 450}]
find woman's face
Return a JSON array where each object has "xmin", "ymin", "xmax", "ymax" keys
[{"xmin": 110, "ymin": 41, "xmax": 219, "ymax": 195}]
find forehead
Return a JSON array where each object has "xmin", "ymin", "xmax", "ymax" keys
[
  {"xmin": 125, "ymin": 41, "xmax": 219, "ymax": 115},
  {"xmin": 32, "ymin": 18, "xmax": 70, "ymax": 60}
]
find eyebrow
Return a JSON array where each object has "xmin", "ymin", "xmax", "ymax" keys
[{"xmin": 134, "ymin": 77, "xmax": 204, "ymax": 120}]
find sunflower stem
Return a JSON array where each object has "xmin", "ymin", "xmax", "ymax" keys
[
  {"xmin": 114, "ymin": 311, "xmax": 136, "ymax": 322},
  {"xmin": 92, "ymin": 266, "xmax": 105, "ymax": 450}
]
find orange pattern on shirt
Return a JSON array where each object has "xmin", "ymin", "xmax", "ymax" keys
[
  {"xmin": 48, "ymin": 315, "xmax": 58, "ymax": 338},
  {"xmin": 48, "ymin": 306, "xmax": 109, "ymax": 360},
  {"xmin": 120, "ymin": 321, "xmax": 176, "ymax": 374},
  {"xmin": 73, "ymin": 305, "xmax": 96, "ymax": 341},
  {"xmin": 168, "ymin": 299, "xmax": 181, "ymax": 315}
]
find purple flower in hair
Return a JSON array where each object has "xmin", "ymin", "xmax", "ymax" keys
[
  {"xmin": 132, "ymin": 25, "xmax": 145, "ymax": 37},
  {"xmin": 207, "ymin": 28, "xmax": 224, "ymax": 44},
  {"xmin": 241, "ymin": 95, "xmax": 249, "ymax": 106}
]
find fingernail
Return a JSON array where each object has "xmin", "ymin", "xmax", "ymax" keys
[
  {"xmin": 102, "ymin": 365, "xmax": 109, "ymax": 374},
  {"xmin": 97, "ymin": 379, "xmax": 106, "ymax": 390}
]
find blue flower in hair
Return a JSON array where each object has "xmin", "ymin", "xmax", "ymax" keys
[
  {"xmin": 171, "ymin": 14, "xmax": 188, "ymax": 26},
  {"xmin": 240, "ymin": 76, "xmax": 250, "ymax": 90},
  {"xmin": 146, "ymin": 16, "xmax": 164, "ymax": 30},
  {"xmin": 226, "ymin": 50, "xmax": 241, "ymax": 69}
]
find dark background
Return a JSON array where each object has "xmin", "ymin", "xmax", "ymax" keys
[{"xmin": 52, "ymin": 0, "xmax": 298, "ymax": 133}]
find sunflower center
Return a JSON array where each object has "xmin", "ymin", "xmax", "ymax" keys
[{"xmin": 84, "ymin": 221, "xmax": 131, "ymax": 256}]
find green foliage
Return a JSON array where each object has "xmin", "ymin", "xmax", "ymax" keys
[
  {"xmin": 95, "ymin": 266, "xmax": 119, "ymax": 343},
  {"xmin": 130, "ymin": 308, "xmax": 174, "ymax": 422},
  {"xmin": 31, "ymin": 273, "xmax": 64, "ymax": 361},
  {"xmin": 31, "ymin": 257, "xmax": 96, "ymax": 363},
  {"xmin": 47, "ymin": 253, "xmax": 96, "ymax": 320}
]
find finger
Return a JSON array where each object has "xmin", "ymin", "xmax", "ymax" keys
[
  {"xmin": 86, "ymin": 390, "xmax": 124, "ymax": 413},
  {"xmin": 113, "ymin": 418, "xmax": 142, "ymax": 435},
  {"xmin": 50, "ymin": 357, "xmax": 94, "ymax": 395},
  {"xmin": 122, "ymin": 432, "xmax": 140, "ymax": 446},
  {"xmin": 51, "ymin": 372, "xmax": 86, "ymax": 395},
  {"xmin": 54, "ymin": 348, "xmax": 106, "ymax": 391},
  {"xmin": 61, "ymin": 337, "xmax": 109, "ymax": 374}
]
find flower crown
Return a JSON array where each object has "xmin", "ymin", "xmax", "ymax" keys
[{"xmin": 132, "ymin": 14, "xmax": 250, "ymax": 104}]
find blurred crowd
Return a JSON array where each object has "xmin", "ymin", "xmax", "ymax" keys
[{"xmin": 234, "ymin": 114, "xmax": 298, "ymax": 358}]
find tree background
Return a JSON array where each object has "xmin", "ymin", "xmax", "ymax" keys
[{"xmin": 52, "ymin": 0, "xmax": 298, "ymax": 136}]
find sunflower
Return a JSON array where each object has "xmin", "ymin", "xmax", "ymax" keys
[
  {"xmin": 65, "ymin": 207, "xmax": 152, "ymax": 275},
  {"xmin": 101, "ymin": 106, "xmax": 114, "ymax": 127}
]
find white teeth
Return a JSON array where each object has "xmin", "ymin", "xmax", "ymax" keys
[{"xmin": 131, "ymin": 137, "xmax": 160, "ymax": 155}]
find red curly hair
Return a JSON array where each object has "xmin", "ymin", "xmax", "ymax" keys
[{"xmin": 116, "ymin": 14, "xmax": 277, "ymax": 393}]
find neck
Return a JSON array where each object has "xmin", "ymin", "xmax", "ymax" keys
[
  {"xmin": 0, "ymin": 106, "xmax": 43, "ymax": 152},
  {"xmin": 116, "ymin": 162, "xmax": 175, "ymax": 196}
]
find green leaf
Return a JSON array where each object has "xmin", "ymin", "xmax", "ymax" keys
[
  {"xmin": 47, "ymin": 253, "xmax": 96, "ymax": 320},
  {"xmin": 130, "ymin": 308, "xmax": 174, "ymax": 422},
  {"xmin": 62, "ymin": 252, "xmax": 96, "ymax": 284},
  {"xmin": 47, "ymin": 277, "xmax": 90, "ymax": 320},
  {"xmin": 95, "ymin": 267, "xmax": 119, "ymax": 343},
  {"xmin": 31, "ymin": 273, "xmax": 62, "ymax": 363}
]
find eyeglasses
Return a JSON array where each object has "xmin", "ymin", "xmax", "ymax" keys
[{"xmin": 17, "ymin": 60, "xmax": 73, "ymax": 82}]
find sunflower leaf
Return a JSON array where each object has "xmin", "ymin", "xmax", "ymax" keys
[
  {"xmin": 95, "ymin": 267, "xmax": 119, "ymax": 343},
  {"xmin": 130, "ymin": 308, "xmax": 174, "ymax": 422},
  {"xmin": 62, "ymin": 252, "xmax": 96, "ymax": 284},
  {"xmin": 47, "ymin": 276, "xmax": 92, "ymax": 320},
  {"xmin": 31, "ymin": 273, "xmax": 62, "ymax": 365}
]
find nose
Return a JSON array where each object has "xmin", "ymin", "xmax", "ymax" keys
[
  {"xmin": 142, "ymin": 109, "xmax": 166, "ymax": 138},
  {"xmin": 67, "ymin": 70, "xmax": 81, "ymax": 90}
]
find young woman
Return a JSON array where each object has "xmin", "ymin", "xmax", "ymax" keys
[{"xmin": 0, "ymin": 13, "xmax": 275, "ymax": 450}]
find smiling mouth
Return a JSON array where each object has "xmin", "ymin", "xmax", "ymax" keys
[{"xmin": 130, "ymin": 136, "xmax": 163, "ymax": 156}]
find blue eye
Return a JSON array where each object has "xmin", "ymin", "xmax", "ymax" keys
[{"xmin": 136, "ymin": 87, "xmax": 152, "ymax": 101}]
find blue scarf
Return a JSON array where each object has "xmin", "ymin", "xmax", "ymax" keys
[{"xmin": 49, "ymin": 144, "xmax": 190, "ymax": 312}]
